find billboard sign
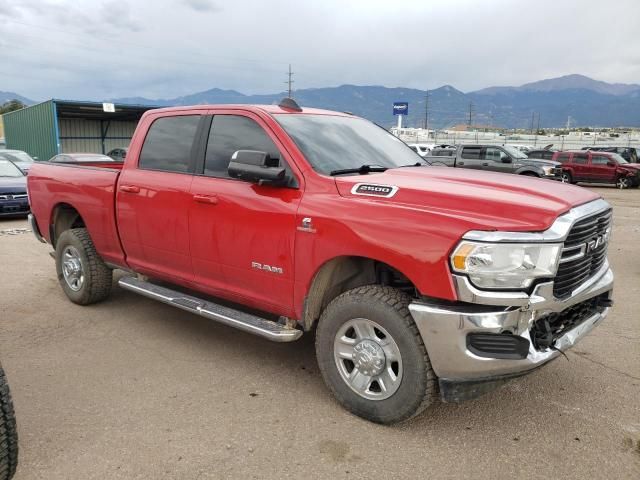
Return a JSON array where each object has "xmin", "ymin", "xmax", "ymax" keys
[{"xmin": 393, "ymin": 102, "xmax": 409, "ymax": 116}]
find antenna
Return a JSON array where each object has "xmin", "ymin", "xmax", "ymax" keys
[{"xmin": 285, "ymin": 64, "xmax": 294, "ymax": 98}]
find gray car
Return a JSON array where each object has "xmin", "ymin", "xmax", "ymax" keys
[
  {"xmin": 0, "ymin": 150, "xmax": 36, "ymax": 174},
  {"xmin": 425, "ymin": 144, "xmax": 561, "ymax": 179}
]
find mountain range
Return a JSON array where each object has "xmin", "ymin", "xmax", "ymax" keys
[{"xmin": 5, "ymin": 75, "xmax": 640, "ymax": 129}]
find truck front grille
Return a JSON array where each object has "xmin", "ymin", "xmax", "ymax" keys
[{"xmin": 554, "ymin": 208, "xmax": 612, "ymax": 299}]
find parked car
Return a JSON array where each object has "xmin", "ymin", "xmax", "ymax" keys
[
  {"xmin": 0, "ymin": 159, "xmax": 29, "ymax": 217},
  {"xmin": 429, "ymin": 145, "xmax": 456, "ymax": 157},
  {"xmin": 0, "ymin": 363, "xmax": 18, "ymax": 480},
  {"xmin": 554, "ymin": 150, "xmax": 640, "ymax": 188},
  {"xmin": 0, "ymin": 149, "xmax": 36, "ymax": 174},
  {"xmin": 106, "ymin": 148, "xmax": 128, "ymax": 161},
  {"xmin": 424, "ymin": 144, "xmax": 561, "ymax": 179},
  {"xmin": 27, "ymin": 100, "xmax": 614, "ymax": 424},
  {"xmin": 527, "ymin": 145, "xmax": 557, "ymax": 161}
]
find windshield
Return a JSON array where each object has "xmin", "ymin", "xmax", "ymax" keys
[
  {"xmin": 275, "ymin": 114, "xmax": 422, "ymax": 174},
  {"xmin": 502, "ymin": 145, "xmax": 529, "ymax": 159},
  {"xmin": 611, "ymin": 153, "xmax": 628, "ymax": 164},
  {"xmin": 0, "ymin": 159, "xmax": 24, "ymax": 177},
  {"xmin": 0, "ymin": 151, "xmax": 34, "ymax": 163}
]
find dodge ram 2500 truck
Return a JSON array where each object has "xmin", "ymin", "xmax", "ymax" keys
[{"xmin": 27, "ymin": 99, "xmax": 614, "ymax": 424}]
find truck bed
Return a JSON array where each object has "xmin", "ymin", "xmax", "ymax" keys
[{"xmin": 27, "ymin": 162, "xmax": 126, "ymax": 266}]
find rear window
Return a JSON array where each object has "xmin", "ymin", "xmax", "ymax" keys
[
  {"xmin": 461, "ymin": 147, "xmax": 481, "ymax": 159},
  {"xmin": 139, "ymin": 115, "xmax": 201, "ymax": 173}
]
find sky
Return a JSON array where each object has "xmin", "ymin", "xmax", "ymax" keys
[{"xmin": 1, "ymin": 0, "xmax": 639, "ymax": 101}]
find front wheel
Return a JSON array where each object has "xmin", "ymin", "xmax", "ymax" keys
[
  {"xmin": 0, "ymin": 364, "xmax": 18, "ymax": 480},
  {"xmin": 315, "ymin": 286, "xmax": 437, "ymax": 424},
  {"xmin": 616, "ymin": 176, "xmax": 630, "ymax": 189}
]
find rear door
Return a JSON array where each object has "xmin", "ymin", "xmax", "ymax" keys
[
  {"xmin": 590, "ymin": 154, "xmax": 616, "ymax": 183},
  {"xmin": 188, "ymin": 111, "xmax": 303, "ymax": 315},
  {"xmin": 571, "ymin": 153, "xmax": 589, "ymax": 181},
  {"xmin": 116, "ymin": 112, "xmax": 204, "ymax": 283},
  {"xmin": 456, "ymin": 146, "xmax": 483, "ymax": 170}
]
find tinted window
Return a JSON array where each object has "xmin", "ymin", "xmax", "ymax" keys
[
  {"xmin": 461, "ymin": 147, "xmax": 481, "ymax": 159},
  {"xmin": 573, "ymin": 154, "xmax": 588, "ymax": 165},
  {"xmin": 205, "ymin": 115, "xmax": 281, "ymax": 178},
  {"xmin": 139, "ymin": 116, "xmax": 200, "ymax": 172},
  {"xmin": 484, "ymin": 147, "xmax": 506, "ymax": 162},
  {"xmin": 556, "ymin": 153, "xmax": 570, "ymax": 163},
  {"xmin": 592, "ymin": 155, "xmax": 610, "ymax": 165}
]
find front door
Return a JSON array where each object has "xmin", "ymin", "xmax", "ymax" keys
[
  {"xmin": 571, "ymin": 153, "xmax": 590, "ymax": 182},
  {"xmin": 483, "ymin": 147, "xmax": 514, "ymax": 173},
  {"xmin": 188, "ymin": 112, "xmax": 303, "ymax": 316},
  {"xmin": 117, "ymin": 113, "xmax": 203, "ymax": 283},
  {"xmin": 590, "ymin": 155, "xmax": 616, "ymax": 183}
]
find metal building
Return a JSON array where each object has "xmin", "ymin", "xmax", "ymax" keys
[{"xmin": 1, "ymin": 100, "xmax": 157, "ymax": 161}]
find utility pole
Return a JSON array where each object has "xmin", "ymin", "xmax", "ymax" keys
[
  {"xmin": 424, "ymin": 91, "xmax": 430, "ymax": 132},
  {"xmin": 285, "ymin": 64, "xmax": 294, "ymax": 98},
  {"xmin": 535, "ymin": 113, "xmax": 540, "ymax": 146},
  {"xmin": 468, "ymin": 102, "xmax": 474, "ymax": 127},
  {"xmin": 530, "ymin": 112, "xmax": 535, "ymax": 135}
]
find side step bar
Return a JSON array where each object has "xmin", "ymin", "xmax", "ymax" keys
[{"xmin": 118, "ymin": 276, "xmax": 302, "ymax": 343}]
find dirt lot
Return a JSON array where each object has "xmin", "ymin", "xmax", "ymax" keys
[{"xmin": 1, "ymin": 187, "xmax": 638, "ymax": 479}]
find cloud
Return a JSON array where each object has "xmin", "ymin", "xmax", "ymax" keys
[{"xmin": 181, "ymin": 0, "xmax": 221, "ymax": 12}]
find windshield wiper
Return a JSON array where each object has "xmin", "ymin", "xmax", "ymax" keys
[
  {"xmin": 397, "ymin": 161, "xmax": 427, "ymax": 168},
  {"xmin": 329, "ymin": 164, "xmax": 388, "ymax": 176}
]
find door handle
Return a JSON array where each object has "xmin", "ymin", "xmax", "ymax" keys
[
  {"xmin": 193, "ymin": 194, "xmax": 218, "ymax": 205},
  {"xmin": 458, "ymin": 162, "xmax": 465, "ymax": 166},
  {"xmin": 482, "ymin": 162, "xmax": 489, "ymax": 166},
  {"xmin": 119, "ymin": 185, "xmax": 140, "ymax": 194}
]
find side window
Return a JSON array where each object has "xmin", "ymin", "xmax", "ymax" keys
[
  {"xmin": 572, "ymin": 154, "xmax": 588, "ymax": 165},
  {"xmin": 592, "ymin": 155, "xmax": 610, "ymax": 165},
  {"xmin": 461, "ymin": 147, "xmax": 482, "ymax": 160},
  {"xmin": 204, "ymin": 115, "xmax": 282, "ymax": 178},
  {"xmin": 484, "ymin": 147, "xmax": 505, "ymax": 162},
  {"xmin": 556, "ymin": 153, "xmax": 570, "ymax": 163},
  {"xmin": 139, "ymin": 115, "xmax": 201, "ymax": 173}
]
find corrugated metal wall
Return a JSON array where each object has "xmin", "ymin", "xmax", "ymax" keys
[
  {"xmin": 2, "ymin": 101, "xmax": 58, "ymax": 160},
  {"xmin": 58, "ymin": 118, "xmax": 136, "ymax": 154}
]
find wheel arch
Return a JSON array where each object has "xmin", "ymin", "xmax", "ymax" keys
[
  {"xmin": 50, "ymin": 203, "xmax": 86, "ymax": 248},
  {"xmin": 301, "ymin": 256, "xmax": 418, "ymax": 331}
]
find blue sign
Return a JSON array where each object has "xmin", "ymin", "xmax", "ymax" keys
[{"xmin": 393, "ymin": 102, "xmax": 409, "ymax": 116}]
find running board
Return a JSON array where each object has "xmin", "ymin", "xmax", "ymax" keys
[{"xmin": 118, "ymin": 276, "xmax": 302, "ymax": 342}]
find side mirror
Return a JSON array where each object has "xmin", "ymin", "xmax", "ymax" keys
[
  {"xmin": 228, "ymin": 150, "xmax": 286, "ymax": 185},
  {"xmin": 501, "ymin": 156, "xmax": 513, "ymax": 164}
]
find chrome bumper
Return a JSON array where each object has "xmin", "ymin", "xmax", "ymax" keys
[
  {"xmin": 28, "ymin": 214, "xmax": 46, "ymax": 243},
  {"xmin": 408, "ymin": 262, "xmax": 613, "ymax": 382}
]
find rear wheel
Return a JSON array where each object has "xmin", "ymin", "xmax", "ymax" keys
[
  {"xmin": 0, "ymin": 364, "xmax": 18, "ymax": 480},
  {"xmin": 315, "ymin": 285, "xmax": 437, "ymax": 424},
  {"xmin": 55, "ymin": 228, "xmax": 113, "ymax": 305}
]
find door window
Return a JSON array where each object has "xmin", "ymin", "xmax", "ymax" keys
[
  {"xmin": 572, "ymin": 154, "xmax": 588, "ymax": 165},
  {"xmin": 204, "ymin": 115, "xmax": 295, "ymax": 185},
  {"xmin": 461, "ymin": 147, "xmax": 482, "ymax": 159},
  {"xmin": 139, "ymin": 115, "xmax": 201, "ymax": 173},
  {"xmin": 591, "ymin": 155, "xmax": 610, "ymax": 165},
  {"xmin": 484, "ymin": 147, "xmax": 507, "ymax": 162}
]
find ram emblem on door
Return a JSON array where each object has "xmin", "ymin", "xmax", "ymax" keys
[{"xmin": 251, "ymin": 262, "xmax": 284, "ymax": 274}]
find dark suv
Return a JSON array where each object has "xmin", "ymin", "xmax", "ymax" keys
[{"xmin": 554, "ymin": 150, "xmax": 640, "ymax": 188}]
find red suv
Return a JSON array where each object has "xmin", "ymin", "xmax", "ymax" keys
[{"xmin": 553, "ymin": 150, "xmax": 640, "ymax": 189}]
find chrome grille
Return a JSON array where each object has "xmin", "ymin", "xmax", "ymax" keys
[{"xmin": 554, "ymin": 209, "xmax": 612, "ymax": 298}]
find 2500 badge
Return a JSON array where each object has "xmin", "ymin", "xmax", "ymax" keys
[{"xmin": 351, "ymin": 183, "xmax": 399, "ymax": 198}]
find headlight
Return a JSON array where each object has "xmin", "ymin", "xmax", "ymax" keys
[
  {"xmin": 542, "ymin": 166, "xmax": 554, "ymax": 176},
  {"xmin": 451, "ymin": 241, "xmax": 562, "ymax": 289}
]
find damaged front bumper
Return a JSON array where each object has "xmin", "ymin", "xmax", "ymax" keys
[{"xmin": 408, "ymin": 262, "xmax": 614, "ymax": 403}]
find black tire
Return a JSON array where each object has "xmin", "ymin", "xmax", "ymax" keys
[
  {"xmin": 0, "ymin": 365, "xmax": 18, "ymax": 480},
  {"xmin": 616, "ymin": 176, "xmax": 630, "ymax": 189},
  {"xmin": 520, "ymin": 171, "xmax": 540, "ymax": 177},
  {"xmin": 561, "ymin": 172, "xmax": 574, "ymax": 184},
  {"xmin": 55, "ymin": 228, "xmax": 112, "ymax": 305},
  {"xmin": 315, "ymin": 285, "xmax": 437, "ymax": 424}
]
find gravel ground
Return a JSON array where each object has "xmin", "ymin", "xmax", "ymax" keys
[{"xmin": 0, "ymin": 186, "xmax": 638, "ymax": 479}]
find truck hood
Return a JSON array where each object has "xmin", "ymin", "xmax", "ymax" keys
[
  {"xmin": 621, "ymin": 163, "xmax": 640, "ymax": 171},
  {"xmin": 523, "ymin": 158, "xmax": 560, "ymax": 167},
  {"xmin": 335, "ymin": 167, "xmax": 600, "ymax": 232},
  {"xmin": 0, "ymin": 176, "xmax": 27, "ymax": 193}
]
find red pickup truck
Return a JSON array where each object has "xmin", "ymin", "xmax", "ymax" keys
[{"xmin": 27, "ymin": 99, "xmax": 615, "ymax": 424}]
